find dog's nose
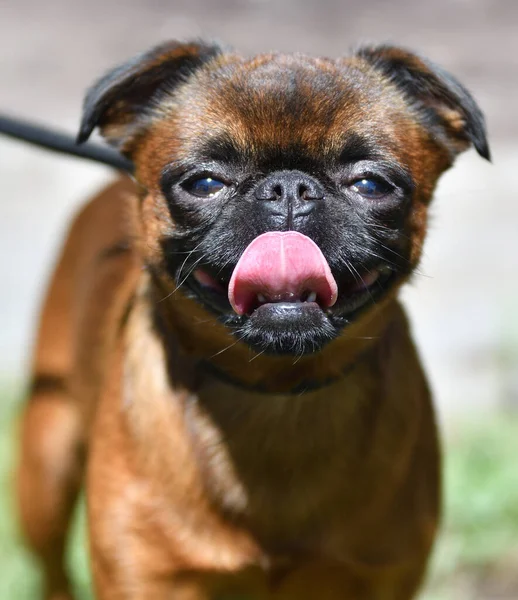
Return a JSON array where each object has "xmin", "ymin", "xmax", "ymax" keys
[
  {"xmin": 254, "ymin": 170, "xmax": 324, "ymax": 227},
  {"xmin": 255, "ymin": 170, "xmax": 324, "ymax": 203}
]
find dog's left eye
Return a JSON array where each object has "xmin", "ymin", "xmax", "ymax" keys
[
  {"xmin": 349, "ymin": 178, "xmax": 392, "ymax": 199},
  {"xmin": 185, "ymin": 177, "xmax": 226, "ymax": 198}
]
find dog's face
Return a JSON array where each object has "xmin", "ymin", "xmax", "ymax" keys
[{"xmin": 79, "ymin": 42, "xmax": 489, "ymax": 356}]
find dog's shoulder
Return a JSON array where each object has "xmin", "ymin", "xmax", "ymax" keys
[{"xmin": 33, "ymin": 177, "xmax": 142, "ymax": 399}]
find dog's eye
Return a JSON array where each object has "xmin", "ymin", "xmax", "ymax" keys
[
  {"xmin": 349, "ymin": 178, "xmax": 392, "ymax": 199},
  {"xmin": 185, "ymin": 177, "xmax": 226, "ymax": 198}
]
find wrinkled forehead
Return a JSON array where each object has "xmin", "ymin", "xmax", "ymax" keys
[{"xmin": 145, "ymin": 54, "xmax": 416, "ymax": 174}]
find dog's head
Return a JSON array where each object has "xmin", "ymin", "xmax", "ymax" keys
[{"xmin": 78, "ymin": 41, "xmax": 489, "ymax": 356}]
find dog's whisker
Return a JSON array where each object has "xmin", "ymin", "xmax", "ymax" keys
[
  {"xmin": 210, "ymin": 333, "xmax": 247, "ymax": 359},
  {"xmin": 162, "ymin": 253, "xmax": 208, "ymax": 301},
  {"xmin": 350, "ymin": 216, "xmax": 431, "ymax": 278},
  {"xmin": 176, "ymin": 255, "xmax": 209, "ymax": 289},
  {"xmin": 348, "ymin": 205, "xmax": 416, "ymax": 245},
  {"xmin": 358, "ymin": 247, "xmax": 400, "ymax": 268},
  {"xmin": 292, "ymin": 352, "xmax": 304, "ymax": 365},
  {"xmin": 193, "ymin": 317, "xmax": 218, "ymax": 325},
  {"xmin": 248, "ymin": 349, "xmax": 266, "ymax": 362},
  {"xmin": 349, "ymin": 260, "xmax": 377, "ymax": 305},
  {"xmin": 215, "ymin": 255, "xmax": 235, "ymax": 279},
  {"xmin": 164, "ymin": 248, "xmax": 204, "ymax": 256},
  {"xmin": 171, "ymin": 239, "xmax": 206, "ymax": 285},
  {"xmin": 156, "ymin": 254, "xmax": 207, "ymax": 303}
]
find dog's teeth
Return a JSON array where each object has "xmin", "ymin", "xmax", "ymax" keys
[
  {"xmin": 307, "ymin": 291, "xmax": 317, "ymax": 303},
  {"xmin": 257, "ymin": 293, "xmax": 266, "ymax": 304}
]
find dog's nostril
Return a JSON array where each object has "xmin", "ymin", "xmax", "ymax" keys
[
  {"xmin": 273, "ymin": 184, "xmax": 282, "ymax": 199},
  {"xmin": 299, "ymin": 182, "xmax": 324, "ymax": 200}
]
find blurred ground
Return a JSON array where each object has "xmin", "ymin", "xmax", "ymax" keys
[{"xmin": 1, "ymin": 0, "xmax": 518, "ymax": 598}]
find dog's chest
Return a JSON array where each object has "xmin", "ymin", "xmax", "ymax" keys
[{"xmin": 183, "ymin": 384, "xmax": 374, "ymax": 555}]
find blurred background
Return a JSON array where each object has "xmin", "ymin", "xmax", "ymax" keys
[{"xmin": 1, "ymin": 0, "xmax": 517, "ymax": 598}]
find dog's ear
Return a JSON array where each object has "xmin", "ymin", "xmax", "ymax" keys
[
  {"xmin": 77, "ymin": 40, "xmax": 222, "ymax": 152},
  {"xmin": 356, "ymin": 45, "xmax": 490, "ymax": 161}
]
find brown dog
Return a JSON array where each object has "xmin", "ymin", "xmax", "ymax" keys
[{"xmin": 17, "ymin": 41, "xmax": 489, "ymax": 600}]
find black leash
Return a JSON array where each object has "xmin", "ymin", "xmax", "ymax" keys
[{"xmin": 0, "ymin": 113, "xmax": 134, "ymax": 173}]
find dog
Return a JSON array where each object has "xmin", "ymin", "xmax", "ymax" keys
[{"xmin": 16, "ymin": 41, "xmax": 489, "ymax": 600}]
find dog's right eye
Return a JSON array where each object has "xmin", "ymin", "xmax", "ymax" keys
[{"xmin": 184, "ymin": 177, "xmax": 226, "ymax": 198}]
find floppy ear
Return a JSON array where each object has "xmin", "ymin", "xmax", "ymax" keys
[
  {"xmin": 77, "ymin": 40, "xmax": 222, "ymax": 152},
  {"xmin": 356, "ymin": 45, "xmax": 490, "ymax": 161}
]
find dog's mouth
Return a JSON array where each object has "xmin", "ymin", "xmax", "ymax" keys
[
  {"xmin": 183, "ymin": 231, "xmax": 396, "ymax": 353},
  {"xmin": 228, "ymin": 231, "xmax": 338, "ymax": 316}
]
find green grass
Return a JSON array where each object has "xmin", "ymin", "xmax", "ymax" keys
[
  {"xmin": 0, "ymin": 383, "xmax": 42, "ymax": 598},
  {"xmin": 422, "ymin": 415, "xmax": 518, "ymax": 599},
  {"xmin": 0, "ymin": 382, "xmax": 93, "ymax": 599},
  {"xmin": 2, "ymin": 382, "xmax": 518, "ymax": 599}
]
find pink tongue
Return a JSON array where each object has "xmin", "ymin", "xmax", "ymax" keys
[{"xmin": 228, "ymin": 232, "xmax": 338, "ymax": 315}]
